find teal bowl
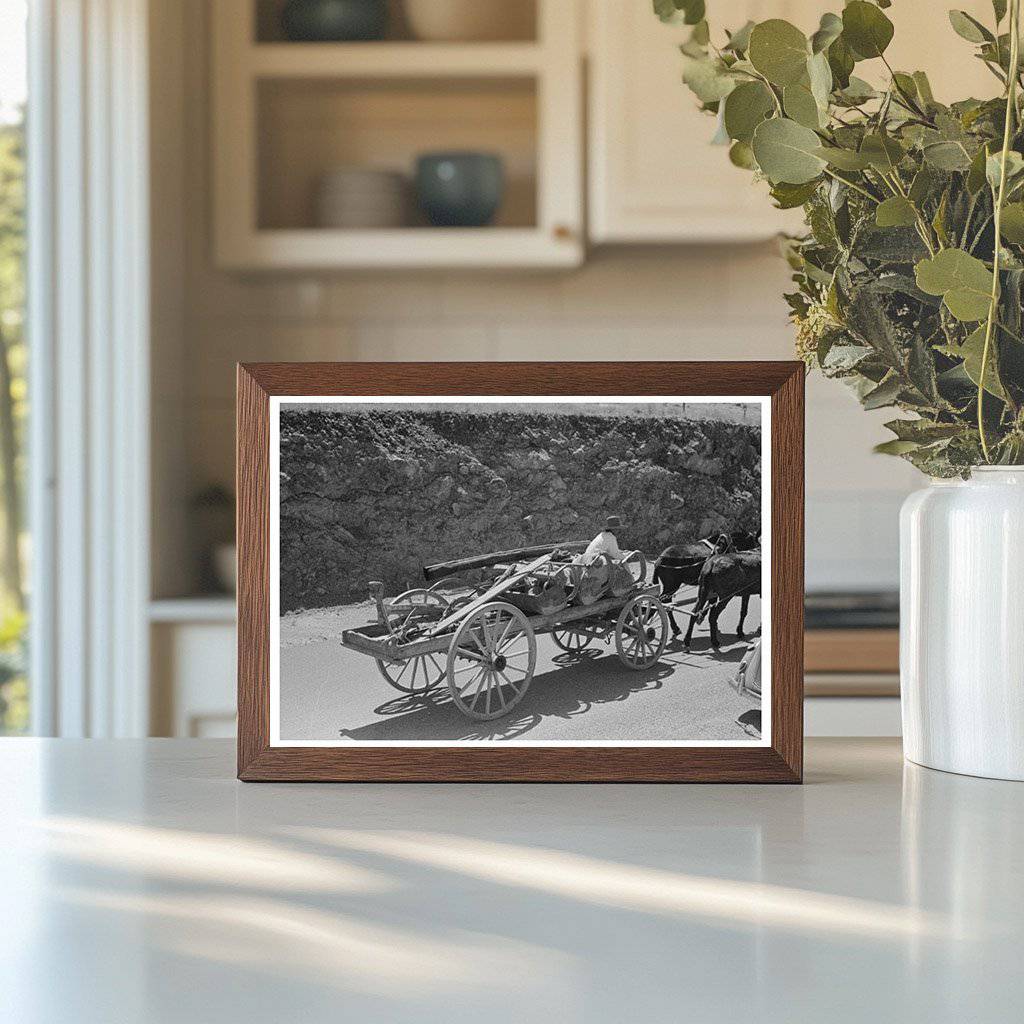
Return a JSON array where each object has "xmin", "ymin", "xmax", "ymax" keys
[
  {"xmin": 415, "ymin": 152, "xmax": 505, "ymax": 228},
  {"xmin": 280, "ymin": 0, "xmax": 388, "ymax": 42}
]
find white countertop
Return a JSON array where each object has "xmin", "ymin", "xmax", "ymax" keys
[{"xmin": 2, "ymin": 738, "xmax": 1021, "ymax": 1023}]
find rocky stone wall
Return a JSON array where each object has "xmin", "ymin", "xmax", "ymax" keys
[{"xmin": 279, "ymin": 409, "xmax": 761, "ymax": 610}]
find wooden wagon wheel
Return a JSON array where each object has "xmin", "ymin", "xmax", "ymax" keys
[
  {"xmin": 375, "ymin": 653, "xmax": 446, "ymax": 694},
  {"xmin": 615, "ymin": 594, "xmax": 669, "ymax": 670},
  {"xmin": 551, "ymin": 624, "xmax": 595, "ymax": 653},
  {"xmin": 375, "ymin": 589, "xmax": 449, "ymax": 693},
  {"xmin": 446, "ymin": 601, "xmax": 536, "ymax": 720},
  {"xmin": 387, "ymin": 587, "xmax": 449, "ymax": 626}
]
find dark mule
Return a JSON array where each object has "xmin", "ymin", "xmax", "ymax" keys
[
  {"xmin": 653, "ymin": 532, "xmax": 760, "ymax": 634},
  {"xmin": 682, "ymin": 550, "xmax": 761, "ymax": 650}
]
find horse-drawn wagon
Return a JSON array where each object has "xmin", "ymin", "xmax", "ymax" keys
[{"xmin": 340, "ymin": 543, "xmax": 670, "ymax": 721}]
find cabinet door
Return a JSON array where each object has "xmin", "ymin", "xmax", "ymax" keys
[
  {"xmin": 588, "ymin": 1, "xmax": 1003, "ymax": 245},
  {"xmin": 588, "ymin": 1, "xmax": 814, "ymax": 243}
]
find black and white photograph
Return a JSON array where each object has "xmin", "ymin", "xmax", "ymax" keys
[{"xmin": 270, "ymin": 396, "xmax": 770, "ymax": 747}]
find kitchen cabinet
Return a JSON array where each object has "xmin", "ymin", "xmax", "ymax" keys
[
  {"xmin": 587, "ymin": 0, "xmax": 999, "ymax": 244},
  {"xmin": 212, "ymin": 0, "xmax": 583, "ymax": 269},
  {"xmin": 588, "ymin": 1, "xmax": 811, "ymax": 243}
]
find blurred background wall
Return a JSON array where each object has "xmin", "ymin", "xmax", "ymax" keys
[{"xmin": 148, "ymin": 0, "xmax": 980, "ymax": 736}]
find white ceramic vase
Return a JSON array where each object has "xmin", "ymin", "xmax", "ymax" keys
[{"xmin": 900, "ymin": 467, "xmax": 1024, "ymax": 780}]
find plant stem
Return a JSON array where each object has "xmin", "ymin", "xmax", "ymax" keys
[
  {"xmin": 821, "ymin": 167, "xmax": 879, "ymax": 203},
  {"xmin": 979, "ymin": 0, "xmax": 1021, "ymax": 463},
  {"xmin": 880, "ymin": 54, "xmax": 930, "ymax": 120}
]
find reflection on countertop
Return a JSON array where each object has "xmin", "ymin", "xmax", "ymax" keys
[{"xmin": 1, "ymin": 739, "xmax": 1023, "ymax": 1022}]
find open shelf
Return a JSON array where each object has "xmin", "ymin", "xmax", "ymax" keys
[
  {"xmin": 249, "ymin": 42, "xmax": 544, "ymax": 77},
  {"xmin": 257, "ymin": 76, "xmax": 537, "ymax": 232},
  {"xmin": 222, "ymin": 227, "xmax": 578, "ymax": 269},
  {"xmin": 254, "ymin": 0, "xmax": 538, "ymax": 45},
  {"xmin": 213, "ymin": 0, "xmax": 581, "ymax": 268}
]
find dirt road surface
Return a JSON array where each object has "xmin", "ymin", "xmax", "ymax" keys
[{"xmin": 279, "ymin": 586, "xmax": 762, "ymax": 743}]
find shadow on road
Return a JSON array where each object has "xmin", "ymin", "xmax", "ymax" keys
[
  {"xmin": 336, "ymin": 635, "xmax": 754, "ymax": 742},
  {"xmin": 339, "ymin": 652, "xmax": 678, "ymax": 742}
]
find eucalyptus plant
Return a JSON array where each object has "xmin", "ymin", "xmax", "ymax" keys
[{"xmin": 659, "ymin": 0, "xmax": 1024, "ymax": 475}]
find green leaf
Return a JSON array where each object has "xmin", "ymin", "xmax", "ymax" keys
[
  {"xmin": 728, "ymin": 140, "xmax": 758, "ymax": 169},
  {"xmin": 860, "ymin": 133, "xmax": 905, "ymax": 172},
  {"xmin": 967, "ymin": 143, "xmax": 993, "ymax": 193},
  {"xmin": 986, "ymin": 150, "xmax": 1024, "ymax": 190},
  {"xmin": 1000, "ymin": 202, "xmax": 1024, "ymax": 242},
  {"xmin": 994, "ymin": 0, "xmax": 1008, "ymax": 24},
  {"xmin": 807, "ymin": 51, "xmax": 833, "ymax": 110},
  {"xmin": 874, "ymin": 439, "xmax": 921, "ymax": 455},
  {"xmin": 948, "ymin": 10, "xmax": 993, "ymax": 44},
  {"xmin": 847, "ymin": 284, "xmax": 911, "ymax": 372},
  {"xmin": 689, "ymin": 20, "xmax": 710, "ymax": 46},
  {"xmin": 915, "ymin": 249, "xmax": 994, "ymax": 321},
  {"xmin": 909, "ymin": 165, "xmax": 936, "ymax": 205},
  {"xmin": 783, "ymin": 83, "xmax": 822, "ymax": 129},
  {"xmin": 682, "ymin": 0, "xmax": 705, "ymax": 25},
  {"xmin": 836, "ymin": 75, "xmax": 877, "ymax": 105},
  {"xmin": 724, "ymin": 20, "xmax": 755, "ymax": 53},
  {"xmin": 827, "ymin": 35, "xmax": 855, "ymax": 89},
  {"xmin": 885, "ymin": 419, "xmax": 963, "ymax": 443},
  {"xmin": 752, "ymin": 117, "xmax": 827, "ymax": 184},
  {"xmin": 932, "ymin": 190, "xmax": 950, "ymax": 247},
  {"xmin": 862, "ymin": 374, "xmax": 902, "ymax": 410},
  {"xmin": 856, "ymin": 225, "xmax": 929, "ymax": 263},
  {"xmin": 908, "ymin": 334, "xmax": 941, "ymax": 402},
  {"xmin": 748, "ymin": 19, "xmax": 810, "ymax": 87},
  {"xmin": 723, "ymin": 81, "xmax": 775, "ymax": 143},
  {"xmin": 681, "ymin": 55, "xmax": 736, "ymax": 103},
  {"xmin": 959, "ymin": 324, "xmax": 1007, "ymax": 398},
  {"xmin": 892, "ymin": 72, "xmax": 919, "ymax": 102},
  {"xmin": 654, "ymin": 0, "xmax": 705, "ymax": 25},
  {"xmin": 875, "ymin": 196, "xmax": 918, "ymax": 228},
  {"xmin": 710, "ymin": 108, "xmax": 730, "ymax": 145},
  {"xmin": 842, "ymin": 1, "xmax": 894, "ymax": 60},
  {"xmin": 923, "ymin": 141, "xmax": 973, "ymax": 171},
  {"xmin": 912, "ymin": 71, "xmax": 935, "ymax": 105},
  {"xmin": 770, "ymin": 179, "xmax": 820, "ymax": 209},
  {"xmin": 653, "ymin": 0, "xmax": 676, "ymax": 23},
  {"xmin": 815, "ymin": 146, "xmax": 872, "ymax": 170},
  {"xmin": 810, "ymin": 12, "xmax": 843, "ymax": 54}
]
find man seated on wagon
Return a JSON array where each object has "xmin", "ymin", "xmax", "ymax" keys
[
  {"xmin": 583, "ymin": 515, "xmax": 625, "ymax": 561},
  {"xmin": 574, "ymin": 516, "xmax": 627, "ymax": 592}
]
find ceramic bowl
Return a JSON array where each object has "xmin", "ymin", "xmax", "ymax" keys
[
  {"xmin": 280, "ymin": 0, "xmax": 388, "ymax": 42},
  {"xmin": 403, "ymin": 0, "xmax": 534, "ymax": 42},
  {"xmin": 315, "ymin": 167, "xmax": 409, "ymax": 228},
  {"xmin": 414, "ymin": 152, "xmax": 505, "ymax": 228}
]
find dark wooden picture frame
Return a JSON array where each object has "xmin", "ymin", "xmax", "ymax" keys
[{"xmin": 237, "ymin": 362, "xmax": 804, "ymax": 782}]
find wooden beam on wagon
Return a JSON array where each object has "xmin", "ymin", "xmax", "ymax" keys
[{"xmin": 422, "ymin": 541, "xmax": 588, "ymax": 582}]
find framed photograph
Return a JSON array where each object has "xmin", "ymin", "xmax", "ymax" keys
[{"xmin": 237, "ymin": 362, "xmax": 803, "ymax": 782}]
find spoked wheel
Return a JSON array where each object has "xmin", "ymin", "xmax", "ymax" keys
[
  {"xmin": 615, "ymin": 594, "xmax": 669, "ymax": 670},
  {"xmin": 375, "ymin": 653, "xmax": 446, "ymax": 694},
  {"xmin": 551, "ymin": 625, "xmax": 595, "ymax": 653},
  {"xmin": 446, "ymin": 601, "xmax": 536, "ymax": 720},
  {"xmin": 388, "ymin": 588, "xmax": 449, "ymax": 627},
  {"xmin": 376, "ymin": 589, "xmax": 450, "ymax": 694}
]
